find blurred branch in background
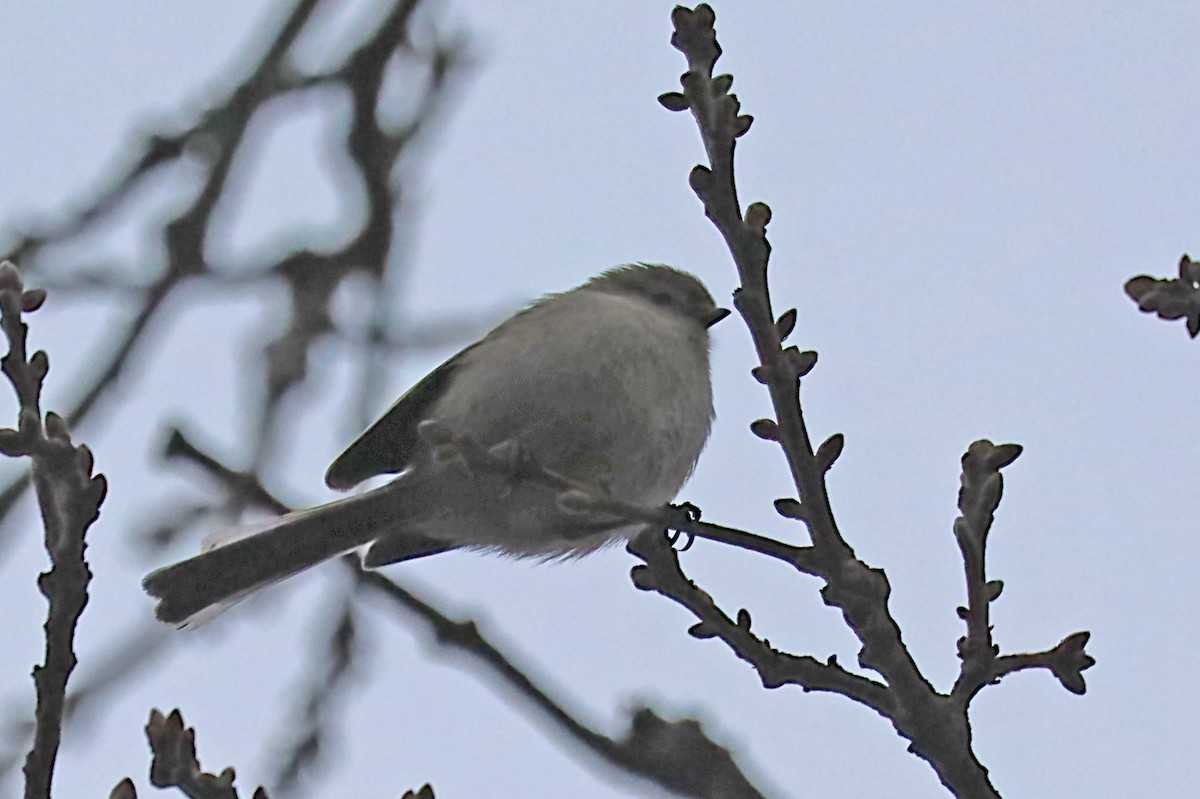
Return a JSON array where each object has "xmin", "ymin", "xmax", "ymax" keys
[
  {"xmin": 0, "ymin": 0, "xmax": 469, "ymax": 514},
  {"xmin": 270, "ymin": 597, "xmax": 359, "ymax": 794},
  {"xmin": 0, "ymin": 0, "xmax": 766, "ymax": 796}
]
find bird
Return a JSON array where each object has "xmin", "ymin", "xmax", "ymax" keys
[{"xmin": 143, "ymin": 264, "xmax": 728, "ymax": 625}]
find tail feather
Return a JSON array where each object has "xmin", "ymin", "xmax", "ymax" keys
[{"xmin": 144, "ymin": 484, "xmax": 416, "ymax": 625}]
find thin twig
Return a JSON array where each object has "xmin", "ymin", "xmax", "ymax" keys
[
  {"xmin": 0, "ymin": 263, "xmax": 107, "ymax": 799},
  {"xmin": 142, "ymin": 708, "xmax": 266, "ymax": 799}
]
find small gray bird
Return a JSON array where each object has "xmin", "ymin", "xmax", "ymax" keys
[{"xmin": 143, "ymin": 264, "xmax": 728, "ymax": 625}]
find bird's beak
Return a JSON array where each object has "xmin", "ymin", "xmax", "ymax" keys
[{"xmin": 707, "ymin": 307, "xmax": 731, "ymax": 328}]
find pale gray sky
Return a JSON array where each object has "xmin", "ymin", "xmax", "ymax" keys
[{"xmin": 2, "ymin": 2, "xmax": 1198, "ymax": 797}]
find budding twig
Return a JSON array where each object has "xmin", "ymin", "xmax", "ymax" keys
[{"xmin": 0, "ymin": 262, "xmax": 107, "ymax": 799}]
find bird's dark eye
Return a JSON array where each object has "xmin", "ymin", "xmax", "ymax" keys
[{"xmin": 651, "ymin": 291, "xmax": 674, "ymax": 307}]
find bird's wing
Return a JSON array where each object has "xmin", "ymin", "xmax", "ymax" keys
[{"xmin": 324, "ymin": 352, "xmax": 464, "ymax": 490}]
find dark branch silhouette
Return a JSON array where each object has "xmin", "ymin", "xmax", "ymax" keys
[
  {"xmin": 1125, "ymin": 254, "xmax": 1200, "ymax": 336},
  {"xmin": 136, "ymin": 708, "xmax": 266, "ymax": 799},
  {"xmin": 629, "ymin": 7, "xmax": 1094, "ymax": 797},
  {"xmin": 0, "ymin": 262, "xmax": 108, "ymax": 799}
]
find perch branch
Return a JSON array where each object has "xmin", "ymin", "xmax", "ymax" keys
[{"xmin": 649, "ymin": 7, "xmax": 1093, "ymax": 797}]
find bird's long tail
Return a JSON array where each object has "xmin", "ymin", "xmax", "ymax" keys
[{"xmin": 143, "ymin": 483, "xmax": 444, "ymax": 626}]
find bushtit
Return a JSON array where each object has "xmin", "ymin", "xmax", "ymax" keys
[{"xmin": 144, "ymin": 264, "xmax": 728, "ymax": 625}]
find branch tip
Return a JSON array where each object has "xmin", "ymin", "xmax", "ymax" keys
[
  {"xmin": 22, "ymin": 289, "xmax": 48, "ymax": 313},
  {"xmin": 658, "ymin": 91, "xmax": 689, "ymax": 112},
  {"xmin": 815, "ymin": 433, "xmax": 845, "ymax": 472},
  {"xmin": 688, "ymin": 164, "xmax": 714, "ymax": 194},
  {"xmin": 630, "ymin": 565, "xmax": 659, "ymax": 592},
  {"xmin": 773, "ymin": 497, "xmax": 805, "ymax": 520},
  {"xmin": 749, "ymin": 418, "xmax": 779, "ymax": 441},
  {"xmin": 784, "ymin": 347, "xmax": 818, "ymax": 378},
  {"xmin": 0, "ymin": 261, "xmax": 21, "ymax": 291},
  {"xmin": 108, "ymin": 778, "xmax": 137, "ymax": 799},
  {"xmin": 774, "ymin": 307, "xmax": 796, "ymax": 341}
]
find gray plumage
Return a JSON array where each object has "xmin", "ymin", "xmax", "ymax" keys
[{"xmin": 143, "ymin": 264, "xmax": 726, "ymax": 625}]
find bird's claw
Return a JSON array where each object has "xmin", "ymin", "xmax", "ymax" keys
[
  {"xmin": 667, "ymin": 529, "xmax": 696, "ymax": 551},
  {"xmin": 666, "ymin": 502, "xmax": 702, "ymax": 551}
]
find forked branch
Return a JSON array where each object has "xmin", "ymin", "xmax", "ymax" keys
[{"xmin": 629, "ymin": 7, "xmax": 1095, "ymax": 797}]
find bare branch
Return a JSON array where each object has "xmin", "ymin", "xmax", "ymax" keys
[
  {"xmin": 948, "ymin": 441, "xmax": 1092, "ymax": 698},
  {"xmin": 628, "ymin": 532, "xmax": 892, "ymax": 716},
  {"xmin": 990, "ymin": 632, "xmax": 1095, "ymax": 696},
  {"xmin": 648, "ymin": 7, "xmax": 1094, "ymax": 797},
  {"xmin": 142, "ymin": 708, "xmax": 267, "ymax": 799},
  {"xmin": 1125, "ymin": 254, "xmax": 1200, "ymax": 337},
  {"xmin": 0, "ymin": 263, "xmax": 107, "ymax": 799}
]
